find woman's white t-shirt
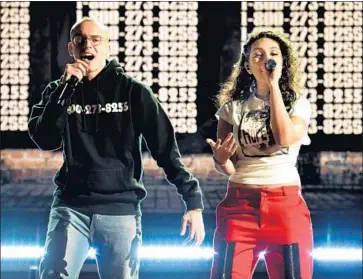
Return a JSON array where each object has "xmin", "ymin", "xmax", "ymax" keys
[{"xmin": 216, "ymin": 93, "xmax": 311, "ymax": 185}]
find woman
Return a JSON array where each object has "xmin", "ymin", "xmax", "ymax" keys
[{"xmin": 206, "ymin": 29, "xmax": 313, "ymax": 279}]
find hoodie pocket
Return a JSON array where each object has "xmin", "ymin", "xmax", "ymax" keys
[{"xmin": 86, "ymin": 168, "xmax": 129, "ymax": 193}]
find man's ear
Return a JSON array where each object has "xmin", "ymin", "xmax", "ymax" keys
[
  {"xmin": 244, "ymin": 62, "xmax": 252, "ymax": 74},
  {"xmin": 67, "ymin": 42, "xmax": 74, "ymax": 58}
]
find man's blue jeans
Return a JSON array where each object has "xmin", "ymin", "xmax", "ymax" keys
[{"xmin": 39, "ymin": 206, "xmax": 141, "ymax": 279}]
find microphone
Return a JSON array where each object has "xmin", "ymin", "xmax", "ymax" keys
[
  {"xmin": 57, "ymin": 55, "xmax": 94, "ymax": 106},
  {"xmin": 265, "ymin": 59, "xmax": 277, "ymax": 71},
  {"xmin": 57, "ymin": 76, "xmax": 79, "ymax": 106}
]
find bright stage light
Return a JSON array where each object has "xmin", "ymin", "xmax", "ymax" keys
[
  {"xmin": 139, "ymin": 246, "xmax": 214, "ymax": 260},
  {"xmin": 0, "ymin": 245, "xmax": 214, "ymax": 260},
  {"xmin": 311, "ymin": 247, "xmax": 362, "ymax": 261},
  {"xmin": 1, "ymin": 245, "xmax": 362, "ymax": 262}
]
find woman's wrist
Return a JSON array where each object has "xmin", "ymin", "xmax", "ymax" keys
[
  {"xmin": 213, "ymin": 156, "xmax": 227, "ymax": 166},
  {"xmin": 269, "ymin": 82, "xmax": 280, "ymax": 93}
]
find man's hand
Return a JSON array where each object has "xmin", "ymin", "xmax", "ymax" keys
[
  {"xmin": 62, "ymin": 59, "xmax": 89, "ymax": 83},
  {"xmin": 180, "ymin": 209, "xmax": 205, "ymax": 246}
]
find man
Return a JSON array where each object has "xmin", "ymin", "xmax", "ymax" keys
[{"xmin": 28, "ymin": 17, "xmax": 205, "ymax": 279}]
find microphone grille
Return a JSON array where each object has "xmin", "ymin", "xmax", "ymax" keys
[{"xmin": 266, "ymin": 59, "xmax": 277, "ymax": 70}]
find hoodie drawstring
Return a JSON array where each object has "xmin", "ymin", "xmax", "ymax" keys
[
  {"xmin": 80, "ymin": 79, "xmax": 100, "ymax": 133},
  {"xmin": 78, "ymin": 59, "xmax": 121, "ymax": 133},
  {"xmin": 80, "ymin": 83, "xmax": 88, "ymax": 132},
  {"xmin": 96, "ymin": 79, "xmax": 99, "ymax": 132}
]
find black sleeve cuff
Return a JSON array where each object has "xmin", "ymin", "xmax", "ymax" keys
[{"xmin": 185, "ymin": 195, "xmax": 204, "ymax": 212}]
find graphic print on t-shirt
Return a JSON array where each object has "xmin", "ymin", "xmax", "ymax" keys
[{"xmin": 238, "ymin": 108, "xmax": 289, "ymax": 157}]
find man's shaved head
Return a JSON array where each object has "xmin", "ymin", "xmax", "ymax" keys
[{"xmin": 70, "ymin": 17, "xmax": 109, "ymax": 41}]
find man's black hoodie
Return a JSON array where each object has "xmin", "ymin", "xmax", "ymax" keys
[{"xmin": 28, "ymin": 59, "xmax": 203, "ymax": 215}]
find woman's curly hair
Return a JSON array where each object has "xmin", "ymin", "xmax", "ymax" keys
[{"xmin": 216, "ymin": 29, "xmax": 302, "ymax": 113}]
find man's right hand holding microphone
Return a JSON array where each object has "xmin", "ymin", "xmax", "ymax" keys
[{"xmin": 57, "ymin": 59, "xmax": 89, "ymax": 106}]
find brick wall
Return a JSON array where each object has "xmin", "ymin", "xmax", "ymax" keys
[
  {"xmin": 0, "ymin": 149, "xmax": 225, "ymax": 184},
  {"xmin": 1, "ymin": 149, "xmax": 362, "ymax": 186}
]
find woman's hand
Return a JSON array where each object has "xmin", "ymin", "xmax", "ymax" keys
[
  {"xmin": 260, "ymin": 61, "xmax": 282, "ymax": 89},
  {"xmin": 206, "ymin": 133, "xmax": 238, "ymax": 165}
]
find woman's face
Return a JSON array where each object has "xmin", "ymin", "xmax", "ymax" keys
[{"xmin": 246, "ymin": 37, "xmax": 284, "ymax": 82}]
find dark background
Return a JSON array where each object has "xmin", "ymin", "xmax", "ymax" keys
[
  {"xmin": 1, "ymin": 1, "xmax": 362, "ymax": 152},
  {"xmin": 1, "ymin": 2, "xmax": 362, "ymax": 279}
]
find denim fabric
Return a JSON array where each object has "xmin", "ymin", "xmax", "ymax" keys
[{"xmin": 39, "ymin": 206, "xmax": 141, "ymax": 279}]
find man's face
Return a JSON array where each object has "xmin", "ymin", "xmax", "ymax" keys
[{"xmin": 68, "ymin": 21, "xmax": 109, "ymax": 74}]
